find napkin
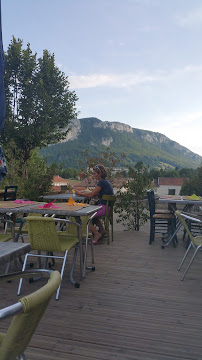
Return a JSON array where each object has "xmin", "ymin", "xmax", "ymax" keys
[
  {"xmin": 38, "ymin": 200, "xmax": 60, "ymax": 209},
  {"xmin": 66, "ymin": 197, "xmax": 86, "ymax": 207},
  {"xmin": 188, "ymin": 194, "xmax": 201, "ymax": 200},
  {"xmin": 14, "ymin": 200, "xmax": 35, "ymax": 204},
  {"xmin": 67, "ymin": 197, "xmax": 76, "ymax": 205}
]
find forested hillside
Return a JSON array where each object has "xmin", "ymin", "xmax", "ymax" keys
[{"xmin": 40, "ymin": 118, "xmax": 202, "ymax": 169}]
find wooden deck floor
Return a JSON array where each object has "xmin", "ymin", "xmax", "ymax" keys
[{"xmin": 1, "ymin": 224, "xmax": 202, "ymax": 360}]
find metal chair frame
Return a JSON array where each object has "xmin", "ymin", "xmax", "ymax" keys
[
  {"xmin": 57, "ymin": 213, "xmax": 97, "ymax": 278},
  {"xmin": 176, "ymin": 211, "xmax": 202, "ymax": 281},
  {"xmin": 17, "ymin": 217, "xmax": 81, "ymax": 300}
]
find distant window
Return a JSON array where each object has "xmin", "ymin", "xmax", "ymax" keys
[{"xmin": 168, "ymin": 189, "xmax": 175, "ymax": 195}]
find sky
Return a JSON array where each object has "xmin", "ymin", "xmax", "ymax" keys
[{"xmin": 2, "ymin": 0, "xmax": 202, "ymax": 157}]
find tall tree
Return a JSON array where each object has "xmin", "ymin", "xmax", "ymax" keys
[
  {"xmin": 0, "ymin": 0, "xmax": 5, "ymax": 131},
  {"xmin": 1, "ymin": 36, "xmax": 78, "ymax": 174}
]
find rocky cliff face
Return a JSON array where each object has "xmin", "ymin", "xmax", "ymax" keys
[
  {"xmin": 93, "ymin": 120, "xmax": 133, "ymax": 133},
  {"xmin": 63, "ymin": 118, "xmax": 133, "ymax": 142},
  {"xmin": 61, "ymin": 119, "xmax": 81, "ymax": 142},
  {"xmin": 143, "ymin": 133, "xmax": 168, "ymax": 144}
]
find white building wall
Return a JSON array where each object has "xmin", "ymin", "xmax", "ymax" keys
[
  {"xmin": 53, "ymin": 181, "xmax": 68, "ymax": 186},
  {"xmin": 156, "ymin": 185, "xmax": 182, "ymax": 196}
]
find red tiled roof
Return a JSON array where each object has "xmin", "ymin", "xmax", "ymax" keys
[
  {"xmin": 52, "ymin": 175, "xmax": 68, "ymax": 184},
  {"xmin": 158, "ymin": 177, "xmax": 185, "ymax": 186}
]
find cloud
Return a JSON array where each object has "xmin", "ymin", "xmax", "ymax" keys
[
  {"xmin": 151, "ymin": 111, "xmax": 202, "ymax": 156},
  {"xmin": 69, "ymin": 64, "xmax": 202, "ymax": 90},
  {"xmin": 69, "ymin": 73, "xmax": 156, "ymax": 89},
  {"xmin": 175, "ymin": 7, "xmax": 202, "ymax": 27}
]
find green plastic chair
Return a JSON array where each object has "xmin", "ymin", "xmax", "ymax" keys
[
  {"xmin": 102, "ymin": 195, "xmax": 116, "ymax": 245},
  {"xmin": 0, "ymin": 218, "xmax": 15, "ymax": 242},
  {"xmin": 57, "ymin": 213, "xmax": 96, "ymax": 278},
  {"xmin": 17, "ymin": 216, "xmax": 81, "ymax": 300},
  {"xmin": 176, "ymin": 211, "xmax": 202, "ymax": 281},
  {"xmin": 0, "ymin": 218, "xmax": 16, "ymax": 274},
  {"xmin": 0, "ymin": 270, "xmax": 61, "ymax": 360},
  {"xmin": 14, "ymin": 213, "xmax": 43, "ymax": 243}
]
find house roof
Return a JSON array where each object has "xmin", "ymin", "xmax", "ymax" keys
[
  {"xmin": 52, "ymin": 175, "xmax": 69, "ymax": 184},
  {"xmin": 158, "ymin": 177, "xmax": 185, "ymax": 186}
]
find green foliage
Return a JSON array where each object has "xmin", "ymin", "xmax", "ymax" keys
[
  {"xmin": 1, "ymin": 140, "xmax": 23, "ymax": 185},
  {"xmin": 0, "ymin": 36, "xmax": 78, "ymax": 199},
  {"xmin": 115, "ymin": 162, "xmax": 152, "ymax": 230},
  {"xmin": 58, "ymin": 167, "xmax": 79, "ymax": 179},
  {"xmin": 180, "ymin": 166, "xmax": 202, "ymax": 196},
  {"xmin": 149, "ymin": 166, "xmax": 196, "ymax": 179},
  {"xmin": 21, "ymin": 152, "xmax": 57, "ymax": 201},
  {"xmin": 2, "ymin": 149, "xmax": 56, "ymax": 201},
  {"xmin": 1, "ymin": 36, "xmax": 78, "ymax": 169},
  {"xmin": 178, "ymin": 167, "xmax": 196, "ymax": 179}
]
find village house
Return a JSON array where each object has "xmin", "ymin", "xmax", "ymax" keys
[
  {"xmin": 154, "ymin": 177, "xmax": 185, "ymax": 196},
  {"xmin": 51, "ymin": 175, "xmax": 69, "ymax": 192}
]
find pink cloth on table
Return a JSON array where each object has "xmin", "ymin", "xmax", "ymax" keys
[
  {"xmin": 38, "ymin": 200, "xmax": 58, "ymax": 209},
  {"xmin": 14, "ymin": 200, "xmax": 35, "ymax": 204}
]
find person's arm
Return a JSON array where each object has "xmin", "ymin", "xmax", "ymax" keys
[{"xmin": 75, "ymin": 185, "xmax": 101, "ymax": 198}]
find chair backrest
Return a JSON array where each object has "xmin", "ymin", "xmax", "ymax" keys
[
  {"xmin": 147, "ymin": 189, "xmax": 156, "ymax": 217},
  {"xmin": 102, "ymin": 195, "xmax": 116, "ymax": 219},
  {"xmin": 4, "ymin": 186, "xmax": 18, "ymax": 201},
  {"xmin": 19, "ymin": 213, "xmax": 42, "ymax": 234},
  {"xmin": 0, "ymin": 270, "xmax": 61, "ymax": 360},
  {"xmin": 175, "ymin": 211, "xmax": 200, "ymax": 243},
  {"xmin": 26, "ymin": 216, "xmax": 64, "ymax": 252}
]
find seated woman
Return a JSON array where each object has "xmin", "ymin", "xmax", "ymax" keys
[{"xmin": 75, "ymin": 164, "xmax": 114, "ymax": 244}]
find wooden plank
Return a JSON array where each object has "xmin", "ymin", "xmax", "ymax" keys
[{"xmin": 1, "ymin": 223, "xmax": 202, "ymax": 359}]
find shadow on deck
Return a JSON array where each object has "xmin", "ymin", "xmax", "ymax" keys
[{"xmin": 1, "ymin": 222, "xmax": 202, "ymax": 360}]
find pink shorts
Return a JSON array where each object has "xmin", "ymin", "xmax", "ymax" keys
[{"xmin": 94, "ymin": 205, "xmax": 111, "ymax": 217}]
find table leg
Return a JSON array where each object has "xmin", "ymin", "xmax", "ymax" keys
[{"xmin": 74, "ymin": 216, "xmax": 83, "ymax": 281}]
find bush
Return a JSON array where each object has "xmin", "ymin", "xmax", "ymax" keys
[
  {"xmin": 2, "ymin": 147, "xmax": 56, "ymax": 201},
  {"xmin": 115, "ymin": 162, "xmax": 151, "ymax": 230}
]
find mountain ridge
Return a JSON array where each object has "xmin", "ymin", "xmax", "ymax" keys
[{"xmin": 40, "ymin": 117, "xmax": 202, "ymax": 169}]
